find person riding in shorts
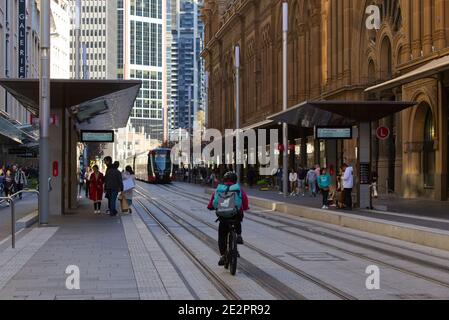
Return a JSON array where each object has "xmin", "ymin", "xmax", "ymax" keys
[{"xmin": 207, "ymin": 172, "xmax": 249, "ymax": 266}]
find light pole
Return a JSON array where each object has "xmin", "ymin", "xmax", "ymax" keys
[
  {"xmin": 39, "ymin": 0, "xmax": 50, "ymax": 225},
  {"xmin": 235, "ymin": 45, "xmax": 241, "ymax": 183},
  {"xmin": 282, "ymin": 2, "xmax": 289, "ymax": 197},
  {"xmin": 188, "ymin": 86, "xmax": 193, "ymax": 177}
]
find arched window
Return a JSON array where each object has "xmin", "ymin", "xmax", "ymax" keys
[
  {"xmin": 380, "ymin": 37, "xmax": 392, "ymax": 79},
  {"xmin": 368, "ymin": 59, "xmax": 376, "ymax": 84},
  {"xmin": 379, "ymin": 0, "xmax": 402, "ymax": 31},
  {"xmin": 423, "ymin": 108, "xmax": 436, "ymax": 188}
]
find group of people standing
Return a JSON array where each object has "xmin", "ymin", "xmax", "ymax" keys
[
  {"xmin": 79, "ymin": 157, "xmax": 136, "ymax": 216},
  {"xmin": 285, "ymin": 163, "xmax": 354, "ymax": 210},
  {"xmin": 0, "ymin": 166, "xmax": 28, "ymax": 202}
]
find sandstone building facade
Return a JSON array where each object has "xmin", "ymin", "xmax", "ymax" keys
[{"xmin": 202, "ymin": 0, "xmax": 449, "ymax": 201}]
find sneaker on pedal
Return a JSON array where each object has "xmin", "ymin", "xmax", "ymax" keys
[
  {"xmin": 218, "ymin": 255, "xmax": 226, "ymax": 266},
  {"xmin": 236, "ymin": 235, "xmax": 244, "ymax": 245}
]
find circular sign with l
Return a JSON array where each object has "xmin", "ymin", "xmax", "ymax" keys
[{"xmin": 376, "ymin": 126, "xmax": 390, "ymax": 140}]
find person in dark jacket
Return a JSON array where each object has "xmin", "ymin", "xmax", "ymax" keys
[{"xmin": 103, "ymin": 157, "xmax": 123, "ymax": 216}]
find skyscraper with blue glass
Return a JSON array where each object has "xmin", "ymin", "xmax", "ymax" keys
[
  {"xmin": 118, "ymin": 0, "xmax": 168, "ymax": 143},
  {"xmin": 169, "ymin": 0, "xmax": 205, "ymax": 132}
]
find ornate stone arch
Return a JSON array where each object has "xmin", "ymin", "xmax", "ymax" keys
[
  {"xmin": 406, "ymin": 90, "xmax": 437, "ymax": 142},
  {"xmin": 358, "ymin": 0, "xmax": 404, "ymax": 83}
]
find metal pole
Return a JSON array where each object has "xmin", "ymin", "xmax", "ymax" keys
[
  {"xmin": 235, "ymin": 45, "xmax": 241, "ymax": 183},
  {"xmin": 39, "ymin": 0, "xmax": 51, "ymax": 225},
  {"xmin": 11, "ymin": 200, "xmax": 15, "ymax": 249},
  {"xmin": 74, "ymin": 0, "xmax": 81, "ymax": 79},
  {"xmin": 282, "ymin": 2, "xmax": 289, "ymax": 197},
  {"xmin": 188, "ymin": 87, "xmax": 192, "ymax": 170}
]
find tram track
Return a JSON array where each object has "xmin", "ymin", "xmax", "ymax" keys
[
  {"xmin": 153, "ymin": 183, "xmax": 449, "ymax": 291},
  {"xmin": 136, "ymin": 186, "xmax": 356, "ymax": 300},
  {"xmin": 134, "ymin": 198, "xmax": 241, "ymax": 300},
  {"xmin": 168, "ymin": 183, "xmax": 449, "ymax": 261}
]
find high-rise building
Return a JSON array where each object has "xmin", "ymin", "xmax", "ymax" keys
[
  {"xmin": 51, "ymin": 0, "xmax": 71, "ymax": 79},
  {"xmin": 117, "ymin": 0, "xmax": 168, "ymax": 144},
  {"xmin": 170, "ymin": 0, "xmax": 205, "ymax": 132},
  {"xmin": 69, "ymin": 0, "xmax": 117, "ymax": 79},
  {"xmin": 0, "ymin": 0, "xmax": 41, "ymax": 125}
]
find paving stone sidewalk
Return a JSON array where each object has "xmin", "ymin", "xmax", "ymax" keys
[{"xmin": 0, "ymin": 201, "xmax": 139, "ymax": 300}]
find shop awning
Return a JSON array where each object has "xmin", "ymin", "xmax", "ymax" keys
[
  {"xmin": 267, "ymin": 100, "xmax": 417, "ymax": 127},
  {"xmin": 241, "ymin": 119, "xmax": 273, "ymax": 131},
  {"xmin": 0, "ymin": 79, "xmax": 141, "ymax": 130},
  {"xmin": 365, "ymin": 55, "xmax": 449, "ymax": 93}
]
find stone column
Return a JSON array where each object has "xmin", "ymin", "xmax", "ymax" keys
[
  {"xmin": 400, "ymin": 0, "xmax": 411, "ymax": 63},
  {"xmin": 331, "ymin": 1, "xmax": 337, "ymax": 83},
  {"xmin": 435, "ymin": 78, "xmax": 448, "ymax": 200},
  {"xmin": 422, "ymin": 0, "xmax": 433, "ymax": 55},
  {"xmin": 411, "ymin": 0, "xmax": 422, "ymax": 58},
  {"xmin": 48, "ymin": 108, "xmax": 64, "ymax": 216},
  {"xmin": 434, "ymin": 0, "xmax": 446, "ymax": 50}
]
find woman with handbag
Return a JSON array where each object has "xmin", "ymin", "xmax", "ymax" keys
[
  {"xmin": 88, "ymin": 165, "xmax": 104, "ymax": 214},
  {"xmin": 121, "ymin": 166, "xmax": 136, "ymax": 214}
]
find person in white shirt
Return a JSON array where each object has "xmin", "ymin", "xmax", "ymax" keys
[
  {"xmin": 342, "ymin": 163, "xmax": 354, "ymax": 210},
  {"xmin": 122, "ymin": 166, "xmax": 136, "ymax": 214},
  {"xmin": 289, "ymin": 169, "xmax": 298, "ymax": 196}
]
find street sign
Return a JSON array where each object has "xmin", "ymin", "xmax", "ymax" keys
[
  {"xmin": 315, "ymin": 126, "xmax": 353, "ymax": 139},
  {"xmin": 18, "ymin": 153, "xmax": 37, "ymax": 158},
  {"xmin": 81, "ymin": 130, "xmax": 114, "ymax": 143},
  {"xmin": 376, "ymin": 126, "xmax": 390, "ymax": 140},
  {"xmin": 359, "ymin": 162, "xmax": 371, "ymax": 185}
]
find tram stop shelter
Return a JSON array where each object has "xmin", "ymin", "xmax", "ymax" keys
[
  {"xmin": 267, "ymin": 100, "xmax": 416, "ymax": 209},
  {"xmin": 0, "ymin": 79, "xmax": 141, "ymax": 218}
]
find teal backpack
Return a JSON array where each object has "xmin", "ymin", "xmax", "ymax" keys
[{"xmin": 213, "ymin": 184, "xmax": 243, "ymax": 218}]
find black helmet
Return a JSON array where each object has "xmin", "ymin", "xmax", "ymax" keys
[{"xmin": 223, "ymin": 172, "xmax": 238, "ymax": 184}]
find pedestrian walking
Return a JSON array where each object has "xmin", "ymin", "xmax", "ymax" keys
[
  {"xmin": 342, "ymin": 163, "xmax": 354, "ymax": 210},
  {"xmin": 371, "ymin": 171, "xmax": 378, "ymax": 198},
  {"xmin": 0, "ymin": 169, "xmax": 5, "ymax": 195},
  {"xmin": 297, "ymin": 166, "xmax": 307, "ymax": 196},
  {"xmin": 14, "ymin": 167, "xmax": 27, "ymax": 199},
  {"xmin": 85, "ymin": 167, "xmax": 92, "ymax": 198},
  {"xmin": 314, "ymin": 164, "xmax": 321, "ymax": 179},
  {"xmin": 4, "ymin": 170, "xmax": 14, "ymax": 201},
  {"xmin": 276, "ymin": 167, "xmax": 283, "ymax": 194},
  {"xmin": 88, "ymin": 165, "xmax": 104, "ymax": 214},
  {"xmin": 104, "ymin": 157, "xmax": 123, "ymax": 217},
  {"xmin": 306, "ymin": 167, "xmax": 318, "ymax": 197},
  {"xmin": 78, "ymin": 170, "xmax": 85, "ymax": 199},
  {"xmin": 317, "ymin": 168, "xmax": 331, "ymax": 209},
  {"xmin": 289, "ymin": 169, "xmax": 298, "ymax": 196},
  {"xmin": 121, "ymin": 166, "xmax": 136, "ymax": 214}
]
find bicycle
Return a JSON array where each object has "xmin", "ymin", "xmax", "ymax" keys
[{"xmin": 220, "ymin": 218, "xmax": 239, "ymax": 276}]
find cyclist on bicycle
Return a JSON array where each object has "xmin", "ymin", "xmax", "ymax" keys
[{"xmin": 207, "ymin": 172, "xmax": 249, "ymax": 266}]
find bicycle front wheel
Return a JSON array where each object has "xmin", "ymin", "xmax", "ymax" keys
[{"xmin": 229, "ymin": 231, "xmax": 238, "ymax": 276}]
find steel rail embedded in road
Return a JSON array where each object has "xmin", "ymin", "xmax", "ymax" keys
[
  {"xmin": 168, "ymin": 183, "xmax": 449, "ymax": 261},
  {"xmin": 140, "ymin": 185, "xmax": 355, "ymax": 300},
  {"xmin": 136, "ymin": 191, "xmax": 306, "ymax": 300},
  {"xmin": 155, "ymin": 184, "xmax": 449, "ymax": 291},
  {"xmin": 134, "ymin": 198, "xmax": 241, "ymax": 300},
  {"xmin": 136, "ymin": 188, "xmax": 307, "ymax": 300}
]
